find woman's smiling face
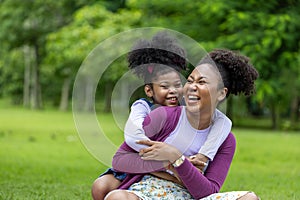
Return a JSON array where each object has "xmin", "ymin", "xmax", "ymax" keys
[{"xmin": 183, "ymin": 64, "xmax": 225, "ymax": 115}]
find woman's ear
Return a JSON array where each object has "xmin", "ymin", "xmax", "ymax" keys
[
  {"xmin": 144, "ymin": 85, "xmax": 153, "ymax": 98},
  {"xmin": 217, "ymin": 87, "xmax": 228, "ymax": 102}
]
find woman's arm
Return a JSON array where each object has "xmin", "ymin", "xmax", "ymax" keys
[
  {"xmin": 139, "ymin": 133, "xmax": 236, "ymax": 199},
  {"xmin": 175, "ymin": 133, "xmax": 236, "ymax": 199},
  {"xmin": 112, "ymin": 142, "xmax": 166, "ymax": 173},
  {"xmin": 112, "ymin": 106, "xmax": 182, "ymax": 173}
]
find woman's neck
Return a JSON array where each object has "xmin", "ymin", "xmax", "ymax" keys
[{"xmin": 186, "ymin": 108, "xmax": 213, "ymax": 130}]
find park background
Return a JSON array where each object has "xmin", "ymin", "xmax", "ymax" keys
[{"xmin": 0, "ymin": 0, "xmax": 299, "ymax": 199}]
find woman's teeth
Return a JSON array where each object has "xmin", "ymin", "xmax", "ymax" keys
[{"xmin": 188, "ymin": 95, "xmax": 199, "ymax": 100}]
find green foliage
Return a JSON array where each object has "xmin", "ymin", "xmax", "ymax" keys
[
  {"xmin": 0, "ymin": 48, "xmax": 24, "ymax": 103},
  {"xmin": 0, "ymin": 0, "xmax": 85, "ymax": 48},
  {"xmin": 44, "ymin": 3, "xmax": 141, "ymax": 78},
  {"xmin": 202, "ymin": 1, "xmax": 300, "ymax": 128},
  {"xmin": 0, "ymin": 0, "xmax": 98, "ymax": 108},
  {"xmin": 126, "ymin": 0, "xmax": 300, "ymax": 128},
  {"xmin": 0, "ymin": 0, "xmax": 299, "ymax": 128}
]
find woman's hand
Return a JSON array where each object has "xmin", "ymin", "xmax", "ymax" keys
[{"xmin": 137, "ymin": 140, "xmax": 182, "ymax": 163}]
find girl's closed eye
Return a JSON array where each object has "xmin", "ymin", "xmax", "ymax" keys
[
  {"xmin": 173, "ymin": 80, "xmax": 182, "ymax": 88},
  {"xmin": 160, "ymin": 84, "xmax": 170, "ymax": 89},
  {"xmin": 174, "ymin": 83, "xmax": 182, "ymax": 88}
]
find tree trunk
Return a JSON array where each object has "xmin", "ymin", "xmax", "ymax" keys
[
  {"xmin": 290, "ymin": 95, "xmax": 299, "ymax": 125},
  {"xmin": 23, "ymin": 45, "xmax": 31, "ymax": 107},
  {"xmin": 30, "ymin": 44, "xmax": 42, "ymax": 109},
  {"xmin": 59, "ymin": 76, "xmax": 72, "ymax": 111},
  {"xmin": 84, "ymin": 77, "xmax": 94, "ymax": 112},
  {"xmin": 104, "ymin": 83, "xmax": 112, "ymax": 113},
  {"xmin": 270, "ymin": 102, "xmax": 279, "ymax": 130}
]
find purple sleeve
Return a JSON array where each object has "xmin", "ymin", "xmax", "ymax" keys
[
  {"xmin": 112, "ymin": 106, "xmax": 182, "ymax": 173},
  {"xmin": 112, "ymin": 142, "xmax": 165, "ymax": 173},
  {"xmin": 175, "ymin": 133, "xmax": 236, "ymax": 199}
]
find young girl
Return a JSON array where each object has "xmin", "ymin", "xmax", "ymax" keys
[{"xmin": 91, "ymin": 32, "xmax": 232, "ymax": 200}]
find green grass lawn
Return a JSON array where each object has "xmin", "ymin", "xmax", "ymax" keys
[{"xmin": 0, "ymin": 105, "xmax": 299, "ymax": 199}]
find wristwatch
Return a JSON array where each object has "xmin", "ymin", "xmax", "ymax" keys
[{"xmin": 172, "ymin": 155, "xmax": 185, "ymax": 167}]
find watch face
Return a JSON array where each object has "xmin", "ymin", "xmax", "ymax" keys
[{"xmin": 173, "ymin": 155, "xmax": 185, "ymax": 167}]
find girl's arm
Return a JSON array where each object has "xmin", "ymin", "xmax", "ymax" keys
[
  {"xmin": 124, "ymin": 99, "xmax": 152, "ymax": 151},
  {"xmin": 198, "ymin": 109, "xmax": 232, "ymax": 160}
]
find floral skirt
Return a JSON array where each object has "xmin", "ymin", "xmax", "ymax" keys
[
  {"xmin": 128, "ymin": 175, "xmax": 251, "ymax": 200},
  {"xmin": 201, "ymin": 191, "xmax": 251, "ymax": 200},
  {"xmin": 128, "ymin": 175, "xmax": 193, "ymax": 200}
]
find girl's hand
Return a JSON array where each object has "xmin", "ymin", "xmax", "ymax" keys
[
  {"xmin": 137, "ymin": 140, "xmax": 181, "ymax": 163},
  {"xmin": 187, "ymin": 154, "xmax": 209, "ymax": 174}
]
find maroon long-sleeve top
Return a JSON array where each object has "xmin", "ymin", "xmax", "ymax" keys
[{"xmin": 112, "ymin": 106, "xmax": 236, "ymax": 199}]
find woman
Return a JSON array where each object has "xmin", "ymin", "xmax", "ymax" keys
[{"xmin": 105, "ymin": 49, "xmax": 260, "ymax": 200}]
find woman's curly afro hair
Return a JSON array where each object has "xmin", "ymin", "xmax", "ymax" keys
[{"xmin": 200, "ymin": 49, "xmax": 259, "ymax": 97}]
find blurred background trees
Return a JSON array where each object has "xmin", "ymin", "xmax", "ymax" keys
[{"xmin": 0, "ymin": 0, "xmax": 299, "ymax": 130}]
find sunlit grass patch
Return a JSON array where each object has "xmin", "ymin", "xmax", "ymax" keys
[{"xmin": 0, "ymin": 106, "xmax": 299, "ymax": 199}]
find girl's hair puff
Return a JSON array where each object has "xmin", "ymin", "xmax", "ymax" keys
[{"xmin": 128, "ymin": 31, "xmax": 187, "ymax": 84}]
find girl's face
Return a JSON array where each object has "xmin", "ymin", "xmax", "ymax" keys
[
  {"xmin": 146, "ymin": 71, "xmax": 183, "ymax": 107},
  {"xmin": 183, "ymin": 64, "xmax": 226, "ymax": 114}
]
